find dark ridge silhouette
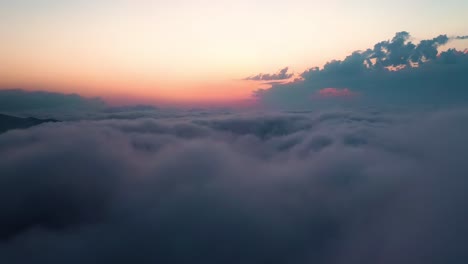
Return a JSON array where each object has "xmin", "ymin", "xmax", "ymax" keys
[
  {"xmin": 0, "ymin": 114, "xmax": 59, "ymax": 134},
  {"xmin": 103, "ymin": 104, "xmax": 159, "ymax": 113}
]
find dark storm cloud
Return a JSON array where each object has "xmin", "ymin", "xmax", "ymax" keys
[
  {"xmin": 1, "ymin": 108, "xmax": 468, "ymax": 263},
  {"xmin": 254, "ymin": 32, "xmax": 468, "ymax": 108},
  {"xmin": 245, "ymin": 67, "xmax": 294, "ymax": 81}
]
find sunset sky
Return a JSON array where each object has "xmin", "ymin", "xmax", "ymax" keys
[{"xmin": 1, "ymin": 0, "xmax": 467, "ymax": 105}]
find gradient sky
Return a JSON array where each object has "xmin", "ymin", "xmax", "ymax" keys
[{"xmin": 1, "ymin": 0, "xmax": 467, "ymax": 105}]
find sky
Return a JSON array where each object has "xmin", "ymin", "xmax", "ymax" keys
[{"xmin": 1, "ymin": 0, "xmax": 467, "ymax": 105}]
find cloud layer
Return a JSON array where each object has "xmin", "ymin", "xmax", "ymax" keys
[{"xmin": 1, "ymin": 108, "xmax": 468, "ymax": 263}]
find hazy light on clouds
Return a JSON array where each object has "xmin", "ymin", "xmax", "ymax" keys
[{"xmin": 1, "ymin": 106, "xmax": 468, "ymax": 263}]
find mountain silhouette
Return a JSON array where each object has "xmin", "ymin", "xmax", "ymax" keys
[{"xmin": 0, "ymin": 114, "xmax": 59, "ymax": 134}]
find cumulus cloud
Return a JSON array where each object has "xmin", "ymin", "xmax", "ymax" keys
[
  {"xmin": 1, "ymin": 108, "xmax": 468, "ymax": 263},
  {"xmin": 245, "ymin": 67, "xmax": 294, "ymax": 81},
  {"xmin": 254, "ymin": 32, "xmax": 468, "ymax": 108}
]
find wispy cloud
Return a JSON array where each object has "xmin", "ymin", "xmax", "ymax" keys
[{"xmin": 244, "ymin": 67, "xmax": 293, "ymax": 81}]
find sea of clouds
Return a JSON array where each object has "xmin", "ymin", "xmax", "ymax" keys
[{"xmin": 1, "ymin": 106, "xmax": 468, "ymax": 263}]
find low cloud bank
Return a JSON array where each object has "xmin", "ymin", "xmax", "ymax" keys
[
  {"xmin": 0, "ymin": 89, "xmax": 106, "ymax": 117},
  {"xmin": 1, "ymin": 108, "xmax": 468, "ymax": 263}
]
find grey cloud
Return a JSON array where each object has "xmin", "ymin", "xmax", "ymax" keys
[
  {"xmin": 1, "ymin": 108, "xmax": 468, "ymax": 263},
  {"xmin": 364, "ymin": 31, "xmax": 448, "ymax": 66},
  {"xmin": 456, "ymin": 35, "xmax": 468, "ymax": 40},
  {"xmin": 255, "ymin": 32, "xmax": 468, "ymax": 108},
  {"xmin": 0, "ymin": 89, "xmax": 106, "ymax": 118},
  {"xmin": 245, "ymin": 67, "xmax": 293, "ymax": 81}
]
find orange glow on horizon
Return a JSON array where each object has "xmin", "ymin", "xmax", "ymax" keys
[{"xmin": 0, "ymin": 71, "xmax": 261, "ymax": 106}]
